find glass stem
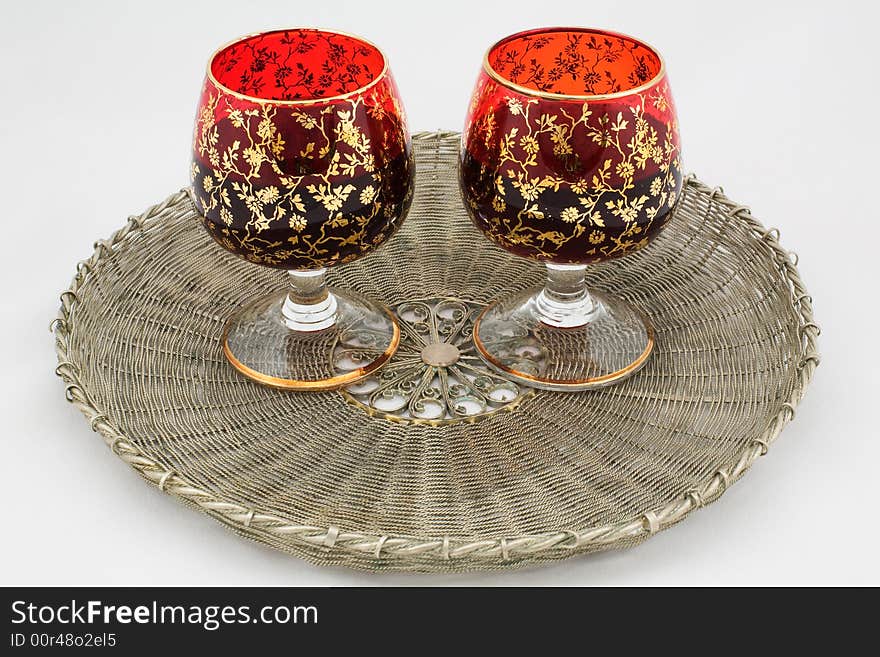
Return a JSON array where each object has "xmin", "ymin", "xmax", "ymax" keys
[
  {"xmin": 281, "ymin": 268, "xmax": 338, "ymax": 332},
  {"xmin": 535, "ymin": 263, "xmax": 598, "ymax": 328}
]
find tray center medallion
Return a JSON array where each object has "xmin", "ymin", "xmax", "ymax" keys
[
  {"xmin": 421, "ymin": 342, "xmax": 460, "ymax": 367},
  {"xmin": 341, "ymin": 297, "xmax": 533, "ymax": 425}
]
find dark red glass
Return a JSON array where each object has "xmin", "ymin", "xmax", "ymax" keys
[
  {"xmin": 191, "ymin": 28, "xmax": 413, "ymax": 270},
  {"xmin": 461, "ymin": 27, "xmax": 682, "ymax": 264},
  {"xmin": 460, "ymin": 28, "xmax": 683, "ymax": 391}
]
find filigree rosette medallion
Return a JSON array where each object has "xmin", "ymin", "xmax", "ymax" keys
[{"xmin": 342, "ymin": 298, "xmax": 534, "ymax": 424}]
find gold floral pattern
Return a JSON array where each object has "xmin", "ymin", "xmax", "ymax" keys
[
  {"xmin": 191, "ymin": 65, "xmax": 413, "ymax": 270},
  {"xmin": 461, "ymin": 74, "xmax": 681, "ymax": 264}
]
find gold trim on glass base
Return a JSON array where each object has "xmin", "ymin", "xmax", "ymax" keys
[
  {"xmin": 222, "ymin": 289, "xmax": 400, "ymax": 392},
  {"xmin": 472, "ymin": 288, "xmax": 655, "ymax": 391}
]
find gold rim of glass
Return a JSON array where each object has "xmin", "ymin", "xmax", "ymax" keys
[
  {"xmin": 206, "ymin": 27, "xmax": 390, "ymax": 106},
  {"xmin": 472, "ymin": 303, "xmax": 656, "ymax": 389},
  {"xmin": 482, "ymin": 26, "xmax": 666, "ymax": 102}
]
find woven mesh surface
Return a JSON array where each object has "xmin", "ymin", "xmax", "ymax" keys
[{"xmin": 52, "ymin": 131, "xmax": 819, "ymax": 572}]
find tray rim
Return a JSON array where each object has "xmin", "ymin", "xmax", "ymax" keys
[{"xmin": 51, "ymin": 131, "xmax": 820, "ymax": 569}]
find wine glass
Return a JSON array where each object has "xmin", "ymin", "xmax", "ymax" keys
[
  {"xmin": 190, "ymin": 29, "xmax": 414, "ymax": 390},
  {"xmin": 460, "ymin": 27, "xmax": 682, "ymax": 390}
]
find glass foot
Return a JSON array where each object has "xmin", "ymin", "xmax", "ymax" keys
[
  {"xmin": 222, "ymin": 288, "xmax": 400, "ymax": 391},
  {"xmin": 473, "ymin": 287, "xmax": 654, "ymax": 391}
]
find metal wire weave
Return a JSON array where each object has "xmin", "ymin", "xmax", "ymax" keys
[{"xmin": 52, "ymin": 131, "xmax": 819, "ymax": 572}]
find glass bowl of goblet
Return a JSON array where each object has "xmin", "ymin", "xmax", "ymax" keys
[
  {"xmin": 460, "ymin": 27, "xmax": 682, "ymax": 390},
  {"xmin": 190, "ymin": 28, "xmax": 414, "ymax": 390}
]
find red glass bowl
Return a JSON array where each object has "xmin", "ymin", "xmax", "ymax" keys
[
  {"xmin": 461, "ymin": 27, "xmax": 682, "ymax": 265},
  {"xmin": 190, "ymin": 28, "xmax": 413, "ymax": 271}
]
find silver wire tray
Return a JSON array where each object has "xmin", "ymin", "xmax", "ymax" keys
[{"xmin": 52, "ymin": 132, "xmax": 819, "ymax": 572}]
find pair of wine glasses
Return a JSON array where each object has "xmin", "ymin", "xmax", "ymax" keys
[{"xmin": 190, "ymin": 26, "xmax": 682, "ymax": 392}]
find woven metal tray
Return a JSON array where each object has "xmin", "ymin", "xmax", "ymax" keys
[{"xmin": 52, "ymin": 131, "xmax": 819, "ymax": 572}]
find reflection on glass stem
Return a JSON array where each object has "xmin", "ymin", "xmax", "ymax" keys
[
  {"xmin": 282, "ymin": 269, "xmax": 338, "ymax": 332},
  {"xmin": 535, "ymin": 264, "xmax": 599, "ymax": 328}
]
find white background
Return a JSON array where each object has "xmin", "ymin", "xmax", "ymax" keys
[{"xmin": 1, "ymin": 0, "xmax": 876, "ymax": 586}]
